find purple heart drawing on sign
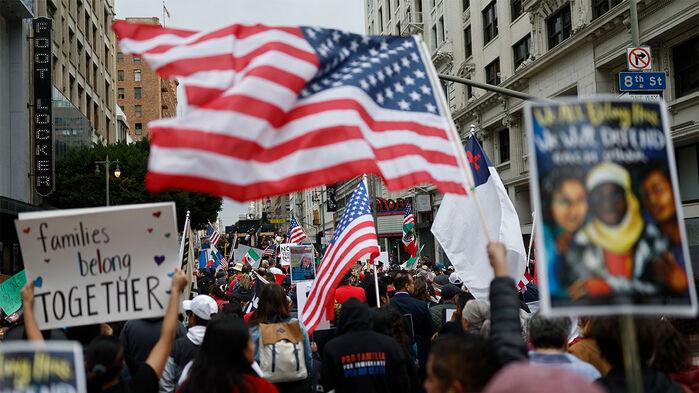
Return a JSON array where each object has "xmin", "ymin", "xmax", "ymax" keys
[
  {"xmin": 43, "ymin": 258, "xmax": 50, "ymax": 263},
  {"xmin": 34, "ymin": 276, "xmax": 43, "ymax": 288},
  {"xmin": 154, "ymin": 255, "xmax": 166, "ymax": 266}
]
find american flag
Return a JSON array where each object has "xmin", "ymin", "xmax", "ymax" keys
[
  {"xmin": 302, "ymin": 179, "xmax": 379, "ymax": 333},
  {"xmin": 262, "ymin": 243, "xmax": 275, "ymax": 257},
  {"xmin": 112, "ymin": 21, "xmax": 470, "ymax": 202},
  {"xmin": 403, "ymin": 202, "xmax": 415, "ymax": 229},
  {"xmin": 206, "ymin": 222, "xmax": 221, "ymax": 246},
  {"xmin": 287, "ymin": 216, "xmax": 307, "ymax": 244}
]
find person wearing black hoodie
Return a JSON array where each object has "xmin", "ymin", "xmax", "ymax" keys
[{"xmin": 321, "ymin": 298, "xmax": 411, "ymax": 393}]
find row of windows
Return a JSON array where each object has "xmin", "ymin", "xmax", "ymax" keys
[
  {"xmin": 116, "ymin": 52, "xmax": 141, "ymax": 64},
  {"xmin": 117, "ymin": 87, "xmax": 142, "ymax": 100},
  {"xmin": 117, "ymin": 69, "xmax": 142, "ymax": 82}
]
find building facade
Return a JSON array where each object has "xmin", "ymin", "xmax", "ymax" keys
[
  {"xmin": 362, "ymin": 0, "xmax": 699, "ymax": 269},
  {"xmin": 116, "ymin": 17, "xmax": 177, "ymax": 141}
]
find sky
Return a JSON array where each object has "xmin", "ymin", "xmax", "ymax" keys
[{"xmin": 115, "ymin": 0, "xmax": 366, "ymax": 226}]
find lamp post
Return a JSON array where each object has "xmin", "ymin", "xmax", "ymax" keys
[{"xmin": 95, "ymin": 154, "xmax": 121, "ymax": 206}]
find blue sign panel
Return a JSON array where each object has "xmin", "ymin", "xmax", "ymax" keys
[{"xmin": 618, "ymin": 71, "xmax": 667, "ymax": 92}]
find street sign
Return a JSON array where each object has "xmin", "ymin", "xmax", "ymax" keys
[
  {"xmin": 627, "ymin": 46, "xmax": 652, "ymax": 71},
  {"xmin": 619, "ymin": 92, "xmax": 661, "ymax": 101},
  {"xmin": 618, "ymin": 71, "xmax": 666, "ymax": 92}
]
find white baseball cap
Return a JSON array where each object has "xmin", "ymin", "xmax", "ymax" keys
[
  {"xmin": 449, "ymin": 272, "xmax": 463, "ymax": 286},
  {"xmin": 182, "ymin": 295, "xmax": 218, "ymax": 320}
]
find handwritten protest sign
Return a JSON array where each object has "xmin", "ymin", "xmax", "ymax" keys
[
  {"xmin": 289, "ymin": 245, "xmax": 316, "ymax": 282},
  {"xmin": 526, "ymin": 97, "xmax": 697, "ymax": 316},
  {"xmin": 0, "ymin": 270, "xmax": 26, "ymax": 315},
  {"xmin": 279, "ymin": 243, "xmax": 293, "ymax": 266},
  {"xmin": 0, "ymin": 341, "xmax": 86, "ymax": 392},
  {"xmin": 15, "ymin": 203, "xmax": 179, "ymax": 329}
]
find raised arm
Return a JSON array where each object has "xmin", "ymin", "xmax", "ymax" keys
[
  {"xmin": 146, "ymin": 269, "xmax": 189, "ymax": 376},
  {"xmin": 21, "ymin": 282, "xmax": 43, "ymax": 342},
  {"xmin": 487, "ymin": 242, "xmax": 528, "ymax": 366}
]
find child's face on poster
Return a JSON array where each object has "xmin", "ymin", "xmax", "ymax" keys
[
  {"xmin": 642, "ymin": 170, "xmax": 676, "ymax": 222},
  {"xmin": 590, "ymin": 183, "xmax": 627, "ymax": 226},
  {"xmin": 551, "ymin": 179, "xmax": 588, "ymax": 233}
]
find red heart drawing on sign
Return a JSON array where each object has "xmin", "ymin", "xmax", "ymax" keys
[
  {"xmin": 147, "ymin": 228, "xmax": 153, "ymax": 233},
  {"xmin": 153, "ymin": 211, "xmax": 161, "ymax": 218},
  {"xmin": 22, "ymin": 227, "xmax": 30, "ymax": 234}
]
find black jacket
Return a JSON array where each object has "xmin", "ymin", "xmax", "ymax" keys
[
  {"xmin": 321, "ymin": 299, "xmax": 411, "ymax": 393},
  {"xmin": 597, "ymin": 368, "xmax": 684, "ymax": 393},
  {"xmin": 389, "ymin": 292, "xmax": 435, "ymax": 372},
  {"xmin": 489, "ymin": 277, "xmax": 528, "ymax": 367}
]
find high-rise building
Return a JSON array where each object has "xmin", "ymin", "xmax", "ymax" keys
[
  {"xmin": 363, "ymin": 0, "xmax": 699, "ymax": 268},
  {"xmin": 115, "ymin": 17, "xmax": 178, "ymax": 141}
]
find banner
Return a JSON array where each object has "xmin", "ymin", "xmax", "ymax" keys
[
  {"xmin": 0, "ymin": 270, "xmax": 26, "ymax": 315},
  {"xmin": 289, "ymin": 245, "xmax": 316, "ymax": 282},
  {"xmin": 526, "ymin": 97, "xmax": 697, "ymax": 316},
  {"xmin": 0, "ymin": 341, "xmax": 86, "ymax": 392},
  {"xmin": 279, "ymin": 243, "xmax": 293, "ymax": 266},
  {"xmin": 15, "ymin": 203, "xmax": 179, "ymax": 329}
]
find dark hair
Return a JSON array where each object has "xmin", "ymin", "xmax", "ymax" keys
[
  {"xmin": 652, "ymin": 317, "xmax": 690, "ymax": 373},
  {"xmin": 412, "ymin": 276, "xmax": 433, "ymax": 302},
  {"xmin": 541, "ymin": 166, "xmax": 586, "ymax": 225},
  {"xmin": 340, "ymin": 271, "xmax": 353, "ymax": 286},
  {"xmin": 527, "ymin": 312, "xmax": 571, "ymax": 350},
  {"xmin": 588, "ymin": 316, "xmax": 656, "ymax": 368},
  {"xmin": 429, "ymin": 334, "xmax": 498, "ymax": 392},
  {"xmin": 373, "ymin": 306, "xmax": 411, "ymax": 345},
  {"xmin": 209, "ymin": 284, "xmax": 227, "ymax": 300},
  {"xmin": 222, "ymin": 302, "xmax": 244, "ymax": 319},
  {"xmin": 393, "ymin": 270, "xmax": 412, "ymax": 291},
  {"xmin": 180, "ymin": 313, "xmax": 253, "ymax": 393},
  {"xmin": 456, "ymin": 291, "xmax": 474, "ymax": 310},
  {"xmin": 85, "ymin": 336, "xmax": 124, "ymax": 393},
  {"xmin": 249, "ymin": 284, "xmax": 289, "ymax": 325},
  {"xmin": 364, "ymin": 277, "xmax": 388, "ymax": 308}
]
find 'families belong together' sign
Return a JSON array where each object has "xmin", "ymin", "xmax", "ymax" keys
[{"xmin": 14, "ymin": 203, "xmax": 179, "ymax": 330}]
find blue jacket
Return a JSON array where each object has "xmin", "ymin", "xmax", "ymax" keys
[{"xmin": 389, "ymin": 292, "xmax": 435, "ymax": 372}]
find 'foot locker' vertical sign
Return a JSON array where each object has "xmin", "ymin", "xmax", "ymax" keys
[{"xmin": 33, "ymin": 17, "xmax": 54, "ymax": 197}]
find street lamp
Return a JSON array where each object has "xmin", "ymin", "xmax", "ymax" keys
[{"xmin": 94, "ymin": 154, "xmax": 121, "ymax": 206}]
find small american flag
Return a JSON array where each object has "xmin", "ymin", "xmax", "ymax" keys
[
  {"xmin": 302, "ymin": 179, "xmax": 379, "ymax": 333},
  {"xmin": 403, "ymin": 202, "xmax": 415, "ymax": 230},
  {"xmin": 262, "ymin": 243, "xmax": 275, "ymax": 257},
  {"xmin": 112, "ymin": 21, "xmax": 471, "ymax": 202},
  {"xmin": 287, "ymin": 216, "xmax": 307, "ymax": 244},
  {"xmin": 207, "ymin": 223, "xmax": 221, "ymax": 246}
]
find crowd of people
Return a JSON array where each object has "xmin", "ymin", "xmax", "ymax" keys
[{"xmin": 5, "ymin": 241, "xmax": 699, "ymax": 393}]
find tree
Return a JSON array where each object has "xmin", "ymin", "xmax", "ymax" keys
[{"xmin": 47, "ymin": 140, "xmax": 222, "ymax": 230}]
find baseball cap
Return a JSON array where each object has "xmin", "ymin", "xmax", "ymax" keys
[
  {"xmin": 182, "ymin": 295, "xmax": 218, "ymax": 320},
  {"xmin": 449, "ymin": 272, "xmax": 463, "ymax": 286},
  {"xmin": 440, "ymin": 284, "xmax": 461, "ymax": 300}
]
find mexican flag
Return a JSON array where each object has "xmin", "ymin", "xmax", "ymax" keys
[
  {"xmin": 242, "ymin": 248, "xmax": 261, "ymax": 267},
  {"xmin": 402, "ymin": 203, "xmax": 417, "ymax": 257},
  {"xmin": 401, "ymin": 245, "xmax": 424, "ymax": 270}
]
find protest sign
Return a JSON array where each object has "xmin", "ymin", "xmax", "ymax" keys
[
  {"xmin": 279, "ymin": 243, "xmax": 293, "ymax": 266},
  {"xmin": 375, "ymin": 252, "xmax": 389, "ymax": 271},
  {"xmin": 526, "ymin": 97, "xmax": 697, "ymax": 316},
  {"xmin": 289, "ymin": 245, "xmax": 316, "ymax": 282},
  {"xmin": 0, "ymin": 270, "xmax": 26, "ymax": 315},
  {"xmin": 0, "ymin": 341, "xmax": 86, "ymax": 392},
  {"xmin": 15, "ymin": 202, "xmax": 179, "ymax": 329},
  {"xmin": 295, "ymin": 281, "xmax": 331, "ymax": 331}
]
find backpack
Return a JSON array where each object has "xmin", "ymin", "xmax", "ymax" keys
[{"xmin": 258, "ymin": 320, "xmax": 308, "ymax": 382}]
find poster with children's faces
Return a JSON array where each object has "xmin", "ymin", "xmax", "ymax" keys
[
  {"xmin": 289, "ymin": 245, "xmax": 316, "ymax": 282},
  {"xmin": 15, "ymin": 203, "xmax": 179, "ymax": 329},
  {"xmin": 526, "ymin": 97, "xmax": 697, "ymax": 316}
]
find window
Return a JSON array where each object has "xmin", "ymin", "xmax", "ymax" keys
[
  {"xmin": 134, "ymin": 69, "xmax": 141, "ymax": 82},
  {"xmin": 117, "ymin": 88, "xmax": 124, "ymax": 99},
  {"xmin": 482, "ymin": 1, "xmax": 498, "ymax": 45},
  {"xmin": 438, "ymin": 16, "xmax": 445, "ymax": 44},
  {"xmin": 379, "ymin": 7, "xmax": 383, "ymax": 32},
  {"xmin": 431, "ymin": 24, "xmax": 438, "ymax": 49},
  {"xmin": 135, "ymin": 105, "xmax": 142, "ymax": 117},
  {"xmin": 547, "ymin": 4, "xmax": 572, "ymax": 49},
  {"xmin": 485, "ymin": 58, "xmax": 501, "ymax": 85},
  {"xmin": 134, "ymin": 87, "xmax": 142, "ymax": 99},
  {"xmin": 592, "ymin": 0, "xmax": 622, "ymax": 20},
  {"xmin": 676, "ymin": 144, "xmax": 699, "ymax": 202},
  {"xmin": 117, "ymin": 52, "xmax": 124, "ymax": 63},
  {"xmin": 135, "ymin": 123, "xmax": 143, "ymax": 135},
  {"xmin": 498, "ymin": 128, "xmax": 510, "ymax": 163},
  {"xmin": 133, "ymin": 56, "xmax": 141, "ymax": 64},
  {"xmin": 386, "ymin": 0, "xmax": 391, "ymax": 18},
  {"xmin": 465, "ymin": 83, "xmax": 473, "ymax": 99},
  {"xmin": 117, "ymin": 70, "xmax": 124, "ymax": 81},
  {"xmin": 673, "ymin": 36, "xmax": 699, "ymax": 98},
  {"xmin": 513, "ymin": 34, "xmax": 531, "ymax": 69},
  {"xmin": 511, "ymin": 0, "xmax": 523, "ymax": 21},
  {"xmin": 440, "ymin": 80, "xmax": 449, "ymax": 103},
  {"xmin": 462, "ymin": 0, "xmax": 469, "ymax": 12},
  {"xmin": 464, "ymin": 26, "xmax": 472, "ymax": 58}
]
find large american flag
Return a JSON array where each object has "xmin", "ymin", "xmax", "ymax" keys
[
  {"xmin": 112, "ymin": 21, "xmax": 470, "ymax": 202},
  {"xmin": 206, "ymin": 222, "xmax": 221, "ymax": 246},
  {"xmin": 287, "ymin": 216, "xmax": 307, "ymax": 244},
  {"xmin": 302, "ymin": 179, "xmax": 379, "ymax": 333}
]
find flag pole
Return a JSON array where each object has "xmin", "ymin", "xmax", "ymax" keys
[
  {"xmin": 417, "ymin": 39, "xmax": 492, "ymax": 241},
  {"xmin": 526, "ymin": 211, "xmax": 536, "ymax": 264},
  {"xmin": 179, "ymin": 211, "xmax": 190, "ymax": 269},
  {"xmin": 373, "ymin": 263, "xmax": 381, "ymax": 307}
]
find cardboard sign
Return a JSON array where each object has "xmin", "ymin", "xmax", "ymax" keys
[
  {"xmin": 15, "ymin": 203, "xmax": 179, "ymax": 329},
  {"xmin": 0, "ymin": 341, "xmax": 86, "ymax": 392},
  {"xmin": 296, "ymin": 281, "xmax": 331, "ymax": 331},
  {"xmin": 0, "ymin": 270, "xmax": 26, "ymax": 315},
  {"xmin": 375, "ymin": 251, "xmax": 389, "ymax": 271},
  {"xmin": 526, "ymin": 97, "xmax": 697, "ymax": 316},
  {"xmin": 289, "ymin": 245, "xmax": 316, "ymax": 282},
  {"xmin": 279, "ymin": 243, "xmax": 293, "ymax": 266}
]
